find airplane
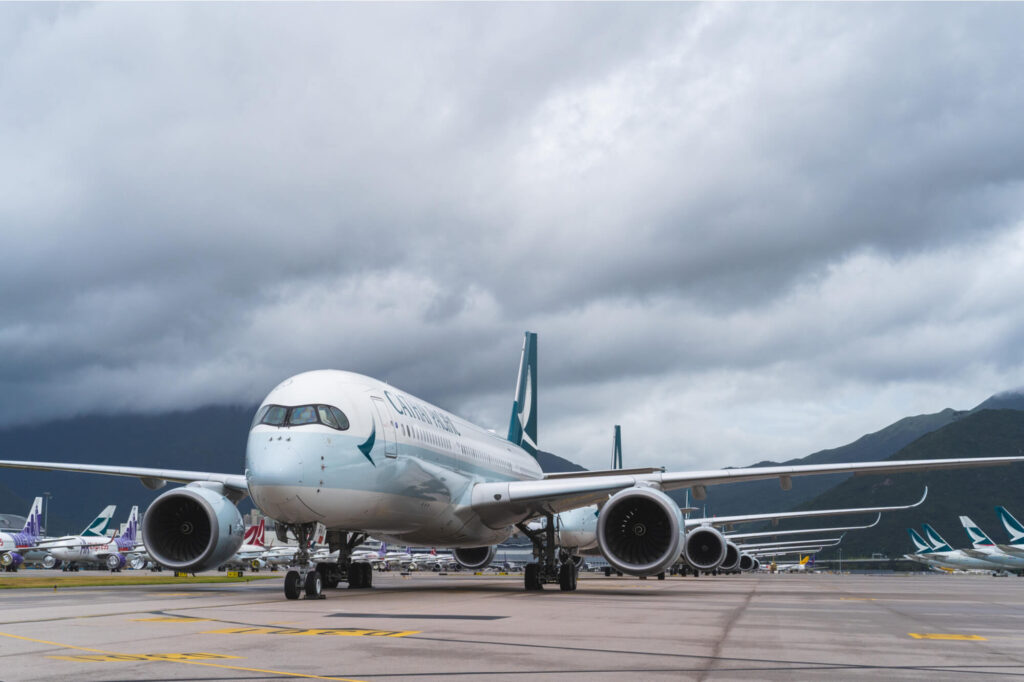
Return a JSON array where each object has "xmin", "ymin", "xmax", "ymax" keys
[
  {"xmin": 957, "ymin": 516, "xmax": 1024, "ymax": 571},
  {"xmin": 3, "ymin": 332, "xmax": 1024, "ymax": 599},
  {"xmin": 0, "ymin": 497, "xmax": 44, "ymax": 571},
  {"xmin": 994, "ymin": 506, "xmax": 1024, "ymax": 558},
  {"xmin": 218, "ymin": 519, "xmax": 272, "ymax": 571},
  {"xmin": 912, "ymin": 523, "xmax": 1005, "ymax": 572},
  {"xmin": 32, "ymin": 506, "xmax": 141, "ymax": 571}
]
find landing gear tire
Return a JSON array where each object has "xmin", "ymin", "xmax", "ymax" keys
[
  {"xmin": 525, "ymin": 563, "xmax": 543, "ymax": 591},
  {"xmin": 657, "ymin": 572, "xmax": 666, "ymax": 580},
  {"xmin": 284, "ymin": 570, "xmax": 302, "ymax": 600},
  {"xmin": 604, "ymin": 567, "xmax": 611, "ymax": 577},
  {"xmin": 559, "ymin": 562, "xmax": 578, "ymax": 591},
  {"xmin": 305, "ymin": 571, "xmax": 324, "ymax": 598},
  {"xmin": 348, "ymin": 562, "xmax": 373, "ymax": 589}
]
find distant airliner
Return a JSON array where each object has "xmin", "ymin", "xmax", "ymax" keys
[{"xmin": 2, "ymin": 333, "xmax": 1023, "ymax": 599}]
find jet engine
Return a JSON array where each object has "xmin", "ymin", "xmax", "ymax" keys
[
  {"xmin": 453, "ymin": 545, "xmax": 496, "ymax": 570},
  {"xmin": 0, "ymin": 552, "xmax": 23, "ymax": 569},
  {"xmin": 738, "ymin": 553, "xmax": 755, "ymax": 572},
  {"xmin": 682, "ymin": 525, "xmax": 728, "ymax": 572},
  {"xmin": 719, "ymin": 541, "xmax": 740, "ymax": 573},
  {"xmin": 752, "ymin": 558, "xmax": 761, "ymax": 571},
  {"xmin": 142, "ymin": 485, "xmax": 244, "ymax": 572},
  {"xmin": 596, "ymin": 486, "xmax": 683, "ymax": 576},
  {"xmin": 42, "ymin": 554, "xmax": 62, "ymax": 570},
  {"xmin": 106, "ymin": 554, "xmax": 127, "ymax": 571}
]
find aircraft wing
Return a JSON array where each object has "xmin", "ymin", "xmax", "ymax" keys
[
  {"xmin": 685, "ymin": 488, "xmax": 927, "ymax": 530},
  {"xmin": 471, "ymin": 457, "xmax": 1024, "ymax": 527},
  {"xmin": 725, "ymin": 513, "xmax": 880, "ymax": 541},
  {"xmin": 0, "ymin": 459, "xmax": 248, "ymax": 494}
]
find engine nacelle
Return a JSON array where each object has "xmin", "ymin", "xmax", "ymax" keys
[
  {"xmin": 1, "ymin": 552, "xmax": 24, "ymax": 568},
  {"xmin": 719, "ymin": 541, "xmax": 740, "ymax": 572},
  {"xmin": 752, "ymin": 558, "xmax": 761, "ymax": 571},
  {"xmin": 142, "ymin": 485, "xmax": 244, "ymax": 572},
  {"xmin": 42, "ymin": 554, "xmax": 62, "ymax": 570},
  {"xmin": 738, "ymin": 553, "xmax": 754, "ymax": 572},
  {"xmin": 106, "ymin": 554, "xmax": 127, "ymax": 570},
  {"xmin": 682, "ymin": 525, "xmax": 728, "ymax": 572},
  {"xmin": 453, "ymin": 545, "xmax": 496, "ymax": 570},
  {"xmin": 597, "ymin": 486, "xmax": 683, "ymax": 576}
]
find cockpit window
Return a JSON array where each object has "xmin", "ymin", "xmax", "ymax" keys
[
  {"xmin": 288, "ymin": 406, "xmax": 318, "ymax": 425},
  {"xmin": 256, "ymin": 403, "xmax": 349, "ymax": 430},
  {"xmin": 261, "ymin": 405, "xmax": 288, "ymax": 427},
  {"xmin": 317, "ymin": 405, "xmax": 339, "ymax": 429},
  {"xmin": 329, "ymin": 406, "xmax": 350, "ymax": 430}
]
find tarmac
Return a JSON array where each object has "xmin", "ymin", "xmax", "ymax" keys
[{"xmin": 2, "ymin": 570, "xmax": 1024, "ymax": 681}]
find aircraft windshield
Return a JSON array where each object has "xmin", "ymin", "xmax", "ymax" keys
[{"xmin": 252, "ymin": 404, "xmax": 350, "ymax": 430}]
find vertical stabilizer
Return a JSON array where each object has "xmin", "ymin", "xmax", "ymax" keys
[
  {"xmin": 995, "ymin": 506, "xmax": 1024, "ymax": 544},
  {"xmin": 908, "ymin": 528, "xmax": 933, "ymax": 554},
  {"xmin": 922, "ymin": 524, "xmax": 953, "ymax": 552},
  {"xmin": 121, "ymin": 506, "xmax": 139, "ymax": 545},
  {"xmin": 21, "ymin": 497, "xmax": 43, "ymax": 538},
  {"xmin": 612, "ymin": 425, "xmax": 622, "ymax": 470},
  {"xmin": 959, "ymin": 516, "xmax": 995, "ymax": 548},
  {"xmin": 507, "ymin": 332, "xmax": 539, "ymax": 457},
  {"xmin": 81, "ymin": 505, "xmax": 117, "ymax": 537}
]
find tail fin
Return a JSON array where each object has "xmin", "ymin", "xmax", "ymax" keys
[
  {"xmin": 959, "ymin": 516, "xmax": 995, "ymax": 548},
  {"xmin": 81, "ymin": 505, "xmax": 117, "ymax": 537},
  {"xmin": 995, "ymin": 506, "xmax": 1024, "ymax": 544},
  {"xmin": 378, "ymin": 542, "xmax": 387, "ymax": 558},
  {"xmin": 922, "ymin": 523, "xmax": 953, "ymax": 552},
  {"xmin": 244, "ymin": 518, "xmax": 267, "ymax": 547},
  {"xmin": 121, "ymin": 506, "xmax": 139, "ymax": 545},
  {"xmin": 507, "ymin": 331, "xmax": 538, "ymax": 457},
  {"xmin": 612, "ymin": 425, "xmax": 622, "ymax": 470},
  {"xmin": 21, "ymin": 497, "xmax": 43, "ymax": 537},
  {"xmin": 908, "ymin": 528, "xmax": 933, "ymax": 554},
  {"xmin": 799, "ymin": 555, "xmax": 809, "ymax": 565}
]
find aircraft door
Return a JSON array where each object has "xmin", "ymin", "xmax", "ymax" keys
[{"xmin": 371, "ymin": 397, "xmax": 398, "ymax": 458}]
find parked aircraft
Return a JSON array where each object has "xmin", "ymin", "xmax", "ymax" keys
[
  {"xmin": 907, "ymin": 524, "xmax": 1005, "ymax": 572},
  {"xmin": 957, "ymin": 516, "xmax": 1024, "ymax": 571},
  {"xmin": 219, "ymin": 519, "xmax": 271, "ymax": 571},
  {"xmin": 3, "ymin": 333, "xmax": 1024, "ymax": 599},
  {"xmin": 994, "ymin": 506, "xmax": 1024, "ymax": 558},
  {"xmin": 0, "ymin": 498, "xmax": 44, "ymax": 570},
  {"xmin": 36, "ymin": 507, "xmax": 141, "ymax": 571}
]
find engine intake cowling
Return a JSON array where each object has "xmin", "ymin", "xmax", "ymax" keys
[
  {"xmin": 682, "ymin": 525, "xmax": 728, "ymax": 571},
  {"xmin": 720, "ymin": 541, "xmax": 740, "ymax": 572},
  {"xmin": 597, "ymin": 486, "xmax": 683, "ymax": 576},
  {"xmin": 1, "ymin": 552, "xmax": 23, "ymax": 568},
  {"xmin": 738, "ymin": 553, "xmax": 754, "ymax": 572},
  {"xmin": 453, "ymin": 545, "xmax": 496, "ymax": 570},
  {"xmin": 142, "ymin": 485, "xmax": 244, "ymax": 572}
]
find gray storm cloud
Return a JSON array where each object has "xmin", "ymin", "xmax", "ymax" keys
[{"xmin": 2, "ymin": 3, "xmax": 1024, "ymax": 469}]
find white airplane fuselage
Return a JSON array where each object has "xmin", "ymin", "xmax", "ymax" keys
[{"xmin": 246, "ymin": 370, "xmax": 543, "ymax": 548}]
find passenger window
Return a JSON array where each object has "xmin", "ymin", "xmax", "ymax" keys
[
  {"xmin": 288, "ymin": 406, "xmax": 318, "ymax": 425},
  {"xmin": 317, "ymin": 405, "xmax": 340, "ymax": 429},
  {"xmin": 260, "ymin": 405, "xmax": 287, "ymax": 426}
]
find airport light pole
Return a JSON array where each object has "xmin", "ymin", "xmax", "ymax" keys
[{"xmin": 43, "ymin": 491, "xmax": 51, "ymax": 535}]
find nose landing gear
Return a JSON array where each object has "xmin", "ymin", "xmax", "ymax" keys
[{"xmin": 281, "ymin": 525, "xmax": 373, "ymax": 600}]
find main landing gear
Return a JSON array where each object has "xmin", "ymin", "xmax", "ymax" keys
[
  {"xmin": 516, "ymin": 514, "xmax": 579, "ymax": 592},
  {"xmin": 281, "ymin": 525, "xmax": 374, "ymax": 600}
]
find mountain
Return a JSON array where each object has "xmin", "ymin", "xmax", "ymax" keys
[
  {"xmin": 668, "ymin": 408, "xmax": 966, "ymax": 515},
  {"xmin": 764, "ymin": 409, "xmax": 1024, "ymax": 560},
  {"xmin": 0, "ymin": 405, "xmax": 257, "ymax": 534}
]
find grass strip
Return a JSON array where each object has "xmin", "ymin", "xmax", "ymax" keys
[{"xmin": 0, "ymin": 574, "xmax": 281, "ymax": 589}]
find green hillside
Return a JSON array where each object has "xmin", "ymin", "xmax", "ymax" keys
[{"xmin": 769, "ymin": 409, "xmax": 1024, "ymax": 560}]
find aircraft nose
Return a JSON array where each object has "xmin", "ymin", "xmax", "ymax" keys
[{"xmin": 245, "ymin": 430, "xmax": 307, "ymax": 520}]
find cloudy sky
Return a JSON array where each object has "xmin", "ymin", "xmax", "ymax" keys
[{"xmin": 3, "ymin": 3, "xmax": 1024, "ymax": 472}]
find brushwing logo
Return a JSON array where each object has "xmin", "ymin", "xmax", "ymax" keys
[{"xmin": 357, "ymin": 419, "xmax": 377, "ymax": 466}]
